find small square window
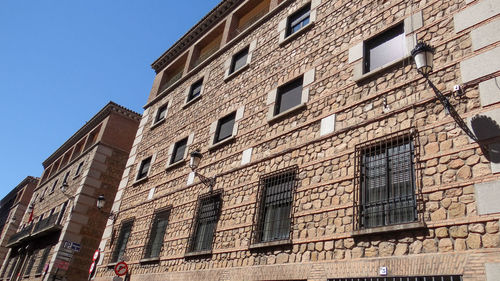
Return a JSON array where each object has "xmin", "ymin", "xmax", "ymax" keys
[
  {"xmin": 215, "ymin": 112, "xmax": 236, "ymax": 143},
  {"xmin": 189, "ymin": 194, "xmax": 222, "ymax": 252},
  {"xmin": 286, "ymin": 4, "xmax": 310, "ymax": 36},
  {"xmin": 275, "ymin": 77, "xmax": 303, "ymax": 115},
  {"xmin": 187, "ymin": 79, "xmax": 203, "ymax": 102},
  {"xmin": 230, "ymin": 47, "xmax": 249, "ymax": 74},
  {"xmin": 137, "ymin": 157, "xmax": 152, "ymax": 180},
  {"xmin": 364, "ymin": 23, "xmax": 405, "ymax": 73},
  {"xmin": 171, "ymin": 138, "xmax": 188, "ymax": 164},
  {"xmin": 154, "ymin": 104, "xmax": 168, "ymax": 123}
]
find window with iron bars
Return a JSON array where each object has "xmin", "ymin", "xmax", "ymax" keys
[
  {"xmin": 35, "ymin": 246, "xmax": 51, "ymax": 275},
  {"xmin": 188, "ymin": 193, "xmax": 222, "ymax": 253},
  {"xmin": 24, "ymin": 250, "xmax": 37, "ymax": 276},
  {"xmin": 111, "ymin": 220, "xmax": 134, "ymax": 263},
  {"xmin": 143, "ymin": 209, "xmax": 171, "ymax": 259},
  {"xmin": 329, "ymin": 276, "xmax": 462, "ymax": 281},
  {"xmin": 354, "ymin": 130, "xmax": 420, "ymax": 229},
  {"xmin": 254, "ymin": 166, "xmax": 297, "ymax": 243}
]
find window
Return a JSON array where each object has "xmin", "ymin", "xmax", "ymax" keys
[
  {"xmin": 256, "ymin": 167, "xmax": 297, "ymax": 243},
  {"xmin": 62, "ymin": 171, "xmax": 70, "ymax": 185},
  {"xmin": 189, "ymin": 194, "xmax": 222, "ymax": 252},
  {"xmin": 187, "ymin": 79, "xmax": 203, "ymax": 102},
  {"xmin": 229, "ymin": 47, "xmax": 249, "ymax": 74},
  {"xmin": 75, "ymin": 161, "xmax": 84, "ymax": 176},
  {"xmin": 144, "ymin": 209, "xmax": 171, "ymax": 259},
  {"xmin": 357, "ymin": 132, "xmax": 416, "ymax": 228},
  {"xmin": 24, "ymin": 251, "xmax": 37, "ymax": 276},
  {"xmin": 286, "ymin": 4, "xmax": 310, "ymax": 36},
  {"xmin": 136, "ymin": 157, "xmax": 152, "ymax": 181},
  {"xmin": 6, "ymin": 256, "xmax": 19, "ymax": 278},
  {"xmin": 50, "ymin": 179, "xmax": 58, "ymax": 193},
  {"xmin": 170, "ymin": 138, "xmax": 188, "ymax": 164},
  {"xmin": 214, "ymin": 112, "xmax": 236, "ymax": 143},
  {"xmin": 35, "ymin": 246, "xmax": 51, "ymax": 275},
  {"xmin": 154, "ymin": 104, "xmax": 168, "ymax": 124},
  {"xmin": 364, "ymin": 23, "xmax": 405, "ymax": 73},
  {"xmin": 111, "ymin": 220, "xmax": 134, "ymax": 263},
  {"xmin": 275, "ymin": 77, "xmax": 303, "ymax": 115}
]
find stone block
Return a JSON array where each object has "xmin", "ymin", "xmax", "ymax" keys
[
  {"xmin": 475, "ymin": 180, "xmax": 500, "ymax": 215},
  {"xmin": 461, "ymin": 46, "xmax": 500, "ymax": 83}
]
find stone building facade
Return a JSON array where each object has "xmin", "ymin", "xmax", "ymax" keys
[
  {"xmin": 95, "ymin": 0, "xmax": 500, "ymax": 280},
  {"xmin": 0, "ymin": 102, "xmax": 141, "ymax": 281},
  {"xmin": 0, "ymin": 177, "xmax": 38, "ymax": 263}
]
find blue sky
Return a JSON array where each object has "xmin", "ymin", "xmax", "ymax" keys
[{"xmin": 0, "ymin": 0, "xmax": 220, "ymax": 198}]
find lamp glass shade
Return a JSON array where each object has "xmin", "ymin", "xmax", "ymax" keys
[
  {"xmin": 411, "ymin": 42, "xmax": 435, "ymax": 76},
  {"xmin": 189, "ymin": 150, "xmax": 203, "ymax": 170},
  {"xmin": 61, "ymin": 182, "xmax": 69, "ymax": 193},
  {"xmin": 97, "ymin": 195, "xmax": 105, "ymax": 209}
]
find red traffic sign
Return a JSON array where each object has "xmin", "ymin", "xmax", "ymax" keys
[
  {"xmin": 93, "ymin": 249, "xmax": 100, "ymax": 261},
  {"xmin": 89, "ymin": 261, "xmax": 96, "ymax": 274},
  {"xmin": 114, "ymin": 261, "xmax": 128, "ymax": 276}
]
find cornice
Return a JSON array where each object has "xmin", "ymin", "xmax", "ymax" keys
[
  {"xmin": 0, "ymin": 176, "xmax": 39, "ymax": 203},
  {"xmin": 42, "ymin": 102, "xmax": 142, "ymax": 168},
  {"xmin": 151, "ymin": 0, "xmax": 245, "ymax": 73}
]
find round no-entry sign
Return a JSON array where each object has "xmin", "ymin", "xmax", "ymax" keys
[
  {"xmin": 114, "ymin": 261, "xmax": 128, "ymax": 276},
  {"xmin": 93, "ymin": 249, "xmax": 100, "ymax": 261},
  {"xmin": 89, "ymin": 261, "xmax": 96, "ymax": 275}
]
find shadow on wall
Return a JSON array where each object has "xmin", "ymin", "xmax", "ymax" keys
[{"xmin": 470, "ymin": 115, "xmax": 500, "ymax": 163}]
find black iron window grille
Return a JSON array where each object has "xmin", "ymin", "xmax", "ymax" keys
[
  {"xmin": 230, "ymin": 47, "xmax": 249, "ymax": 74},
  {"xmin": 215, "ymin": 112, "xmax": 236, "ymax": 143},
  {"xmin": 144, "ymin": 209, "xmax": 171, "ymax": 259},
  {"xmin": 275, "ymin": 77, "xmax": 303, "ymax": 115},
  {"xmin": 136, "ymin": 157, "xmax": 152, "ymax": 180},
  {"xmin": 35, "ymin": 246, "xmax": 51, "ymax": 275},
  {"xmin": 24, "ymin": 251, "xmax": 37, "ymax": 276},
  {"xmin": 287, "ymin": 3, "xmax": 311, "ymax": 36},
  {"xmin": 329, "ymin": 276, "xmax": 463, "ymax": 281},
  {"xmin": 111, "ymin": 220, "xmax": 134, "ymax": 263},
  {"xmin": 171, "ymin": 138, "xmax": 188, "ymax": 164},
  {"xmin": 154, "ymin": 104, "xmax": 168, "ymax": 123},
  {"xmin": 188, "ymin": 193, "xmax": 222, "ymax": 253},
  {"xmin": 187, "ymin": 79, "xmax": 203, "ymax": 102},
  {"xmin": 354, "ymin": 129, "xmax": 421, "ymax": 230},
  {"xmin": 253, "ymin": 166, "xmax": 298, "ymax": 243}
]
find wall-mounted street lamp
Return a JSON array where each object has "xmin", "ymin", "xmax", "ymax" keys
[
  {"xmin": 411, "ymin": 41, "xmax": 478, "ymax": 142},
  {"xmin": 189, "ymin": 150, "xmax": 216, "ymax": 192},
  {"xmin": 97, "ymin": 195, "xmax": 117, "ymax": 221}
]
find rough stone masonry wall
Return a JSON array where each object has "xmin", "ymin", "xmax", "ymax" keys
[{"xmin": 96, "ymin": 0, "xmax": 500, "ymax": 280}]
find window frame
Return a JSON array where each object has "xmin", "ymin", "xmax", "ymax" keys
[
  {"xmin": 214, "ymin": 112, "xmax": 236, "ymax": 144},
  {"xmin": 274, "ymin": 76, "xmax": 304, "ymax": 116},
  {"xmin": 170, "ymin": 138, "xmax": 188, "ymax": 165},
  {"xmin": 187, "ymin": 78, "xmax": 203, "ymax": 103},
  {"xmin": 111, "ymin": 219, "xmax": 134, "ymax": 263},
  {"xmin": 363, "ymin": 23, "xmax": 406, "ymax": 74},
  {"xmin": 354, "ymin": 130, "xmax": 421, "ymax": 231},
  {"xmin": 253, "ymin": 166, "xmax": 298, "ymax": 244},
  {"xmin": 286, "ymin": 3, "xmax": 311, "ymax": 37},
  {"xmin": 229, "ymin": 46, "xmax": 249, "ymax": 75},
  {"xmin": 74, "ymin": 161, "xmax": 84, "ymax": 178},
  {"xmin": 136, "ymin": 156, "xmax": 152, "ymax": 182},
  {"xmin": 143, "ymin": 209, "xmax": 171, "ymax": 260},
  {"xmin": 154, "ymin": 104, "xmax": 168, "ymax": 124},
  {"xmin": 187, "ymin": 193, "xmax": 222, "ymax": 254}
]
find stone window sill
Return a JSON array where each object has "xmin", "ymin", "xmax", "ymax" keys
[
  {"xmin": 184, "ymin": 249, "xmax": 212, "ymax": 258},
  {"xmin": 249, "ymin": 239, "xmax": 292, "ymax": 250},
  {"xmin": 107, "ymin": 262, "xmax": 118, "ymax": 268},
  {"xmin": 208, "ymin": 136, "xmax": 236, "ymax": 151},
  {"xmin": 165, "ymin": 159, "xmax": 185, "ymax": 170},
  {"xmin": 139, "ymin": 257, "xmax": 160, "ymax": 264},
  {"xmin": 351, "ymin": 221, "xmax": 426, "ymax": 237},
  {"xmin": 267, "ymin": 102, "xmax": 307, "ymax": 124},
  {"xmin": 132, "ymin": 176, "xmax": 149, "ymax": 186},
  {"xmin": 183, "ymin": 95, "xmax": 202, "ymax": 109},
  {"xmin": 224, "ymin": 63, "xmax": 250, "ymax": 82},
  {"xmin": 150, "ymin": 118, "xmax": 165, "ymax": 130},
  {"xmin": 354, "ymin": 55, "xmax": 410, "ymax": 83},
  {"xmin": 279, "ymin": 22, "xmax": 315, "ymax": 47}
]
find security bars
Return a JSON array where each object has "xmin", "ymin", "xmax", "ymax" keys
[
  {"xmin": 354, "ymin": 129, "xmax": 421, "ymax": 230},
  {"xmin": 253, "ymin": 166, "xmax": 298, "ymax": 244},
  {"xmin": 111, "ymin": 220, "xmax": 134, "ymax": 263},
  {"xmin": 144, "ymin": 209, "xmax": 171, "ymax": 259},
  {"xmin": 188, "ymin": 193, "xmax": 222, "ymax": 253}
]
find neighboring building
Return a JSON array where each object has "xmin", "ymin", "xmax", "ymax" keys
[
  {"xmin": 95, "ymin": 0, "xmax": 500, "ymax": 281},
  {"xmin": 0, "ymin": 102, "xmax": 141, "ymax": 281},
  {"xmin": 0, "ymin": 177, "xmax": 38, "ymax": 263}
]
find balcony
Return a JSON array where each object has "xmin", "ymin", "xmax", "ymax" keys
[
  {"xmin": 6, "ymin": 224, "xmax": 33, "ymax": 247},
  {"xmin": 32, "ymin": 212, "xmax": 62, "ymax": 237}
]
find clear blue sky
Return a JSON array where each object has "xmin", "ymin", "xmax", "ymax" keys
[{"xmin": 0, "ymin": 0, "xmax": 220, "ymax": 198}]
